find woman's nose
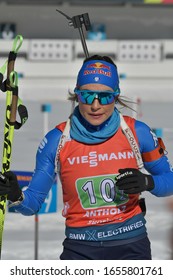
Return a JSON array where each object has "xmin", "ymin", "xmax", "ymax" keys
[{"xmin": 91, "ymin": 98, "xmax": 101, "ymax": 110}]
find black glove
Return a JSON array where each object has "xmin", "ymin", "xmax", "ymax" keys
[
  {"xmin": 116, "ymin": 168, "xmax": 154, "ymax": 194},
  {"xmin": 0, "ymin": 171, "xmax": 23, "ymax": 202}
]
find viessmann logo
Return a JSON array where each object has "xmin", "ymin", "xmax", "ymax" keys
[{"xmin": 67, "ymin": 151, "xmax": 135, "ymax": 167}]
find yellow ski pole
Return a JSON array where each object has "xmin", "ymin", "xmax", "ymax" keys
[{"xmin": 0, "ymin": 35, "xmax": 23, "ymax": 258}]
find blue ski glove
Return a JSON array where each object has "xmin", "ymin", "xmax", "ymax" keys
[
  {"xmin": 116, "ymin": 168, "xmax": 154, "ymax": 194},
  {"xmin": 0, "ymin": 171, "xmax": 23, "ymax": 202}
]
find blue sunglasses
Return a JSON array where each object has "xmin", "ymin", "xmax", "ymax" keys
[{"xmin": 74, "ymin": 89, "xmax": 120, "ymax": 105}]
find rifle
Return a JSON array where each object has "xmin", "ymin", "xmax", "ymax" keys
[{"xmin": 56, "ymin": 9, "xmax": 91, "ymax": 58}]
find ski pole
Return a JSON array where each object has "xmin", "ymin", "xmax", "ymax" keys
[
  {"xmin": 0, "ymin": 35, "xmax": 26, "ymax": 258},
  {"xmin": 56, "ymin": 9, "xmax": 91, "ymax": 58}
]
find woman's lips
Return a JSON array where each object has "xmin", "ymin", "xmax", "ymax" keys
[{"xmin": 89, "ymin": 114, "xmax": 103, "ymax": 119}]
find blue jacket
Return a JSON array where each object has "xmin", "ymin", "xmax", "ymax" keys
[{"xmin": 10, "ymin": 118, "xmax": 173, "ymax": 216}]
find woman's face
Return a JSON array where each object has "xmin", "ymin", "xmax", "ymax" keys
[{"xmin": 78, "ymin": 84, "xmax": 115, "ymax": 126}]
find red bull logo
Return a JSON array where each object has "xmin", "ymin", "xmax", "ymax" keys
[
  {"xmin": 87, "ymin": 62, "xmax": 110, "ymax": 70},
  {"xmin": 84, "ymin": 62, "xmax": 111, "ymax": 77}
]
